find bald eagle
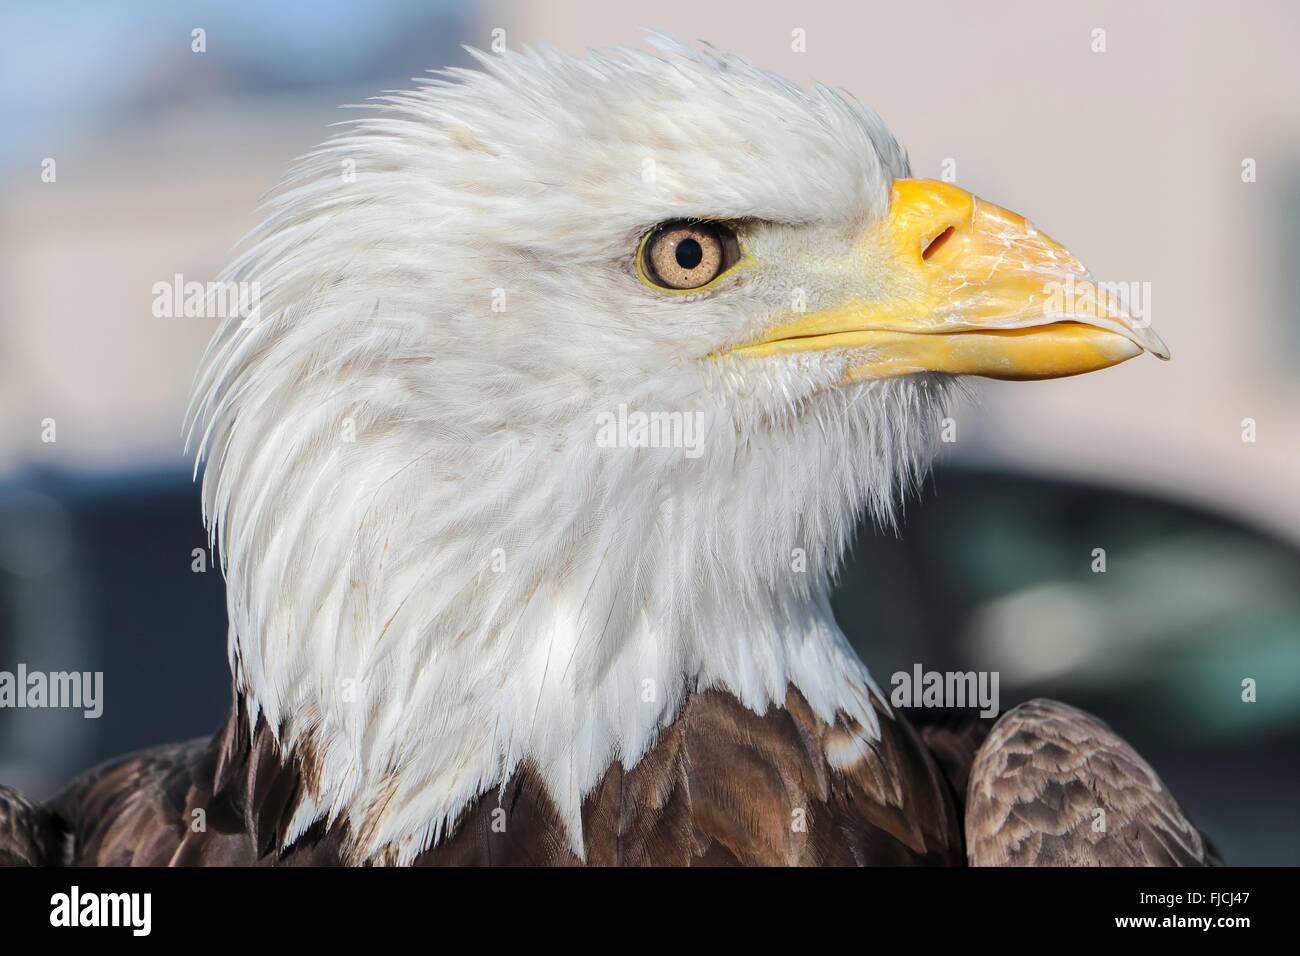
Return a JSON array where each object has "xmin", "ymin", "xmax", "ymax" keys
[{"xmin": 1, "ymin": 39, "xmax": 1208, "ymax": 867}]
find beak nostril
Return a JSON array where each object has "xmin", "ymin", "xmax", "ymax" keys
[{"xmin": 922, "ymin": 225, "xmax": 956, "ymax": 261}]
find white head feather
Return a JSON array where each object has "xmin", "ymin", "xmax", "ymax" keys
[{"xmin": 187, "ymin": 38, "xmax": 956, "ymax": 864}]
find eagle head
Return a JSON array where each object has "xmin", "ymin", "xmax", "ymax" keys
[{"xmin": 187, "ymin": 38, "xmax": 1165, "ymax": 864}]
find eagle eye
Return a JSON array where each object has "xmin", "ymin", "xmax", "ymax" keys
[{"xmin": 639, "ymin": 221, "xmax": 740, "ymax": 291}]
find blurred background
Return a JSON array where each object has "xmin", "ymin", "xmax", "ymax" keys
[{"xmin": 0, "ymin": 0, "xmax": 1296, "ymax": 863}]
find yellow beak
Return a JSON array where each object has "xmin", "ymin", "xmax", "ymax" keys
[{"xmin": 731, "ymin": 179, "xmax": 1168, "ymax": 381}]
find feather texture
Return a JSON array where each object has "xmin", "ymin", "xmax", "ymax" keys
[
  {"xmin": 966, "ymin": 699, "xmax": 1211, "ymax": 866},
  {"xmin": 48, "ymin": 688, "xmax": 961, "ymax": 866}
]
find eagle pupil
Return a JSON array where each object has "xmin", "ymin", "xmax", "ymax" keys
[{"xmin": 675, "ymin": 238, "xmax": 703, "ymax": 269}]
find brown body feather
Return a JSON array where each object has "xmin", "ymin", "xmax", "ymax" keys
[{"xmin": 0, "ymin": 691, "xmax": 1210, "ymax": 867}]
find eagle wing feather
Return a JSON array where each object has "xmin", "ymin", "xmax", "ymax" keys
[{"xmin": 965, "ymin": 698, "xmax": 1212, "ymax": 866}]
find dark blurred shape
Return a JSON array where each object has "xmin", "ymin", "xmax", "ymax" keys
[
  {"xmin": 0, "ymin": 469, "xmax": 229, "ymax": 798},
  {"xmin": 836, "ymin": 466, "xmax": 1300, "ymax": 866}
]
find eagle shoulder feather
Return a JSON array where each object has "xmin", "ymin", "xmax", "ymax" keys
[
  {"xmin": 965, "ymin": 698, "xmax": 1213, "ymax": 866},
  {"xmin": 0, "ymin": 785, "xmax": 65, "ymax": 866}
]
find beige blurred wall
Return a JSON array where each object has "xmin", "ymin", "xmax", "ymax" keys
[
  {"xmin": 0, "ymin": 96, "xmax": 340, "ymax": 471},
  {"xmin": 2, "ymin": 0, "xmax": 1296, "ymax": 541}
]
